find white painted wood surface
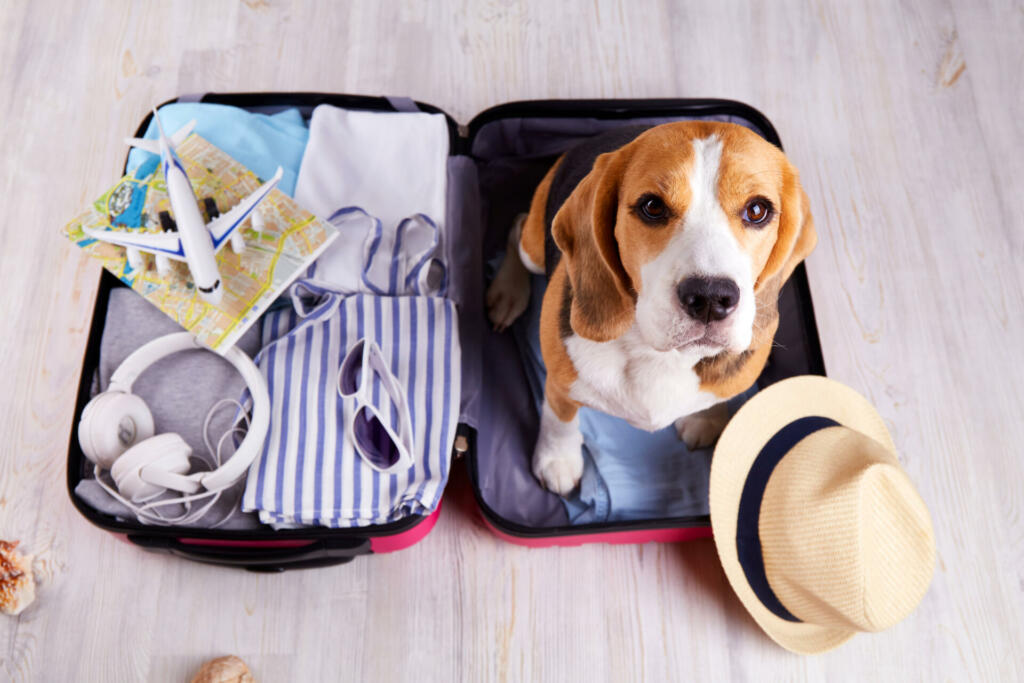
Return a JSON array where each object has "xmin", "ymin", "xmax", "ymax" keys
[{"xmin": 1, "ymin": 0, "xmax": 1021, "ymax": 680}]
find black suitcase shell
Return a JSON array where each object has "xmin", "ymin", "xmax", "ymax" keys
[{"xmin": 66, "ymin": 93, "xmax": 825, "ymax": 570}]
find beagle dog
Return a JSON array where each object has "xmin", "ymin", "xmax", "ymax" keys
[{"xmin": 486, "ymin": 121, "xmax": 817, "ymax": 495}]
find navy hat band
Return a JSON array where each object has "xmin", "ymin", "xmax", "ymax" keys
[{"xmin": 734, "ymin": 415, "xmax": 841, "ymax": 622}]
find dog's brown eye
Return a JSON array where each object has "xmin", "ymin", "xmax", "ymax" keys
[
  {"xmin": 742, "ymin": 197, "xmax": 773, "ymax": 226},
  {"xmin": 636, "ymin": 195, "xmax": 668, "ymax": 223}
]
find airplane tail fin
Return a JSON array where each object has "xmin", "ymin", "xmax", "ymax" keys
[
  {"xmin": 152, "ymin": 107, "xmax": 168, "ymax": 140},
  {"xmin": 123, "ymin": 137, "xmax": 161, "ymax": 154},
  {"xmin": 123, "ymin": 116, "xmax": 197, "ymax": 154},
  {"xmin": 169, "ymin": 119, "xmax": 197, "ymax": 147}
]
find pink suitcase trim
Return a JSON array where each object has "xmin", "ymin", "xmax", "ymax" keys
[
  {"xmin": 369, "ymin": 502, "xmax": 442, "ymax": 552},
  {"xmin": 173, "ymin": 502, "xmax": 442, "ymax": 552},
  {"xmin": 481, "ymin": 514, "xmax": 712, "ymax": 548}
]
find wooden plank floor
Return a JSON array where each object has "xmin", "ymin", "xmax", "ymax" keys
[{"xmin": 1, "ymin": 1, "xmax": 1021, "ymax": 680}]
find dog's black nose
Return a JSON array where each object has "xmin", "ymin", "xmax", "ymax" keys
[{"xmin": 677, "ymin": 277, "xmax": 740, "ymax": 322}]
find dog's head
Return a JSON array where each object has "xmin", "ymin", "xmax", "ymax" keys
[{"xmin": 552, "ymin": 121, "xmax": 816, "ymax": 356}]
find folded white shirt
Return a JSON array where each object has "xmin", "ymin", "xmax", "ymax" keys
[{"xmin": 294, "ymin": 106, "xmax": 449, "ymax": 293}]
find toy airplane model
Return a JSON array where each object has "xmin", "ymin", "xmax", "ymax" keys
[{"xmin": 84, "ymin": 110, "xmax": 283, "ymax": 304}]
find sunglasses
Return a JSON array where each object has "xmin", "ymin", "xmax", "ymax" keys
[{"xmin": 337, "ymin": 338, "xmax": 414, "ymax": 473}]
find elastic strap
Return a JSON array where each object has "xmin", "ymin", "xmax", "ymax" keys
[{"xmin": 385, "ymin": 96, "xmax": 420, "ymax": 113}]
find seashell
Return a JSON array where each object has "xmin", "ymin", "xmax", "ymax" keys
[
  {"xmin": 190, "ymin": 655, "xmax": 256, "ymax": 683},
  {"xmin": 0, "ymin": 540, "xmax": 35, "ymax": 616}
]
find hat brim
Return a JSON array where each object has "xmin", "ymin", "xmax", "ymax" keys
[{"xmin": 710, "ymin": 375, "xmax": 896, "ymax": 655}]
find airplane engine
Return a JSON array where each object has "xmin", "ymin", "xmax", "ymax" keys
[
  {"xmin": 250, "ymin": 208, "xmax": 266, "ymax": 238},
  {"xmin": 230, "ymin": 229, "xmax": 246, "ymax": 254},
  {"xmin": 126, "ymin": 247, "xmax": 143, "ymax": 270},
  {"xmin": 155, "ymin": 254, "xmax": 171, "ymax": 277}
]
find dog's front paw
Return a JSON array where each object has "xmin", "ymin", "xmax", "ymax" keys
[
  {"xmin": 486, "ymin": 262, "xmax": 530, "ymax": 332},
  {"xmin": 486, "ymin": 214, "xmax": 532, "ymax": 332},
  {"xmin": 675, "ymin": 403, "xmax": 731, "ymax": 450},
  {"xmin": 532, "ymin": 407, "xmax": 585, "ymax": 496},
  {"xmin": 532, "ymin": 449, "xmax": 584, "ymax": 496}
]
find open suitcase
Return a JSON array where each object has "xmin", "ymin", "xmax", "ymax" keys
[{"xmin": 66, "ymin": 93, "xmax": 826, "ymax": 571}]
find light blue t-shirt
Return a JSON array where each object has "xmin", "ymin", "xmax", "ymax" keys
[{"xmin": 125, "ymin": 103, "xmax": 309, "ymax": 197}]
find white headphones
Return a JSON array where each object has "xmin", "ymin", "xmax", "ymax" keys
[{"xmin": 78, "ymin": 332, "xmax": 270, "ymax": 525}]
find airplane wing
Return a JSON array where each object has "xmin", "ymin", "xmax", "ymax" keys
[
  {"xmin": 208, "ymin": 166, "xmax": 284, "ymax": 252},
  {"xmin": 124, "ymin": 119, "xmax": 197, "ymax": 155},
  {"xmin": 83, "ymin": 226, "xmax": 186, "ymax": 260}
]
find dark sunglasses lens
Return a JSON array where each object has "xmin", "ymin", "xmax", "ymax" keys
[
  {"xmin": 339, "ymin": 346, "xmax": 364, "ymax": 395},
  {"xmin": 353, "ymin": 407, "xmax": 401, "ymax": 470}
]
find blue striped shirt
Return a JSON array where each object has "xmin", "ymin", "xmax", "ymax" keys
[{"xmin": 242, "ymin": 282, "xmax": 460, "ymax": 527}]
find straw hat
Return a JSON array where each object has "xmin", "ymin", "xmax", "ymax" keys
[{"xmin": 710, "ymin": 375, "xmax": 935, "ymax": 654}]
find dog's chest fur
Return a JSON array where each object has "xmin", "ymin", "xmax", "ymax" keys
[{"xmin": 564, "ymin": 326, "xmax": 720, "ymax": 432}]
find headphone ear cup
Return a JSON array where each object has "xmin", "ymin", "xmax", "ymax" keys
[
  {"xmin": 111, "ymin": 433, "xmax": 192, "ymax": 503},
  {"xmin": 78, "ymin": 392, "xmax": 156, "ymax": 469}
]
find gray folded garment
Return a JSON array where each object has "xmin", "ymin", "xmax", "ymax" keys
[{"xmin": 74, "ymin": 288, "xmax": 264, "ymax": 529}]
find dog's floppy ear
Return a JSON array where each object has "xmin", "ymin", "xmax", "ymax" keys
[
  {"xmin": 756, "ymin": 161, "xmax": 817, "ymax": 291},
  {"xmin": 551, "ymin": 149, "xmax": 636, "ymax": 341}
]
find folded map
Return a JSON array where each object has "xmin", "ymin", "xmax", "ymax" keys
[{"xmin": 63, "ymin": 133, "xmax": 337, "ymax": 352}]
